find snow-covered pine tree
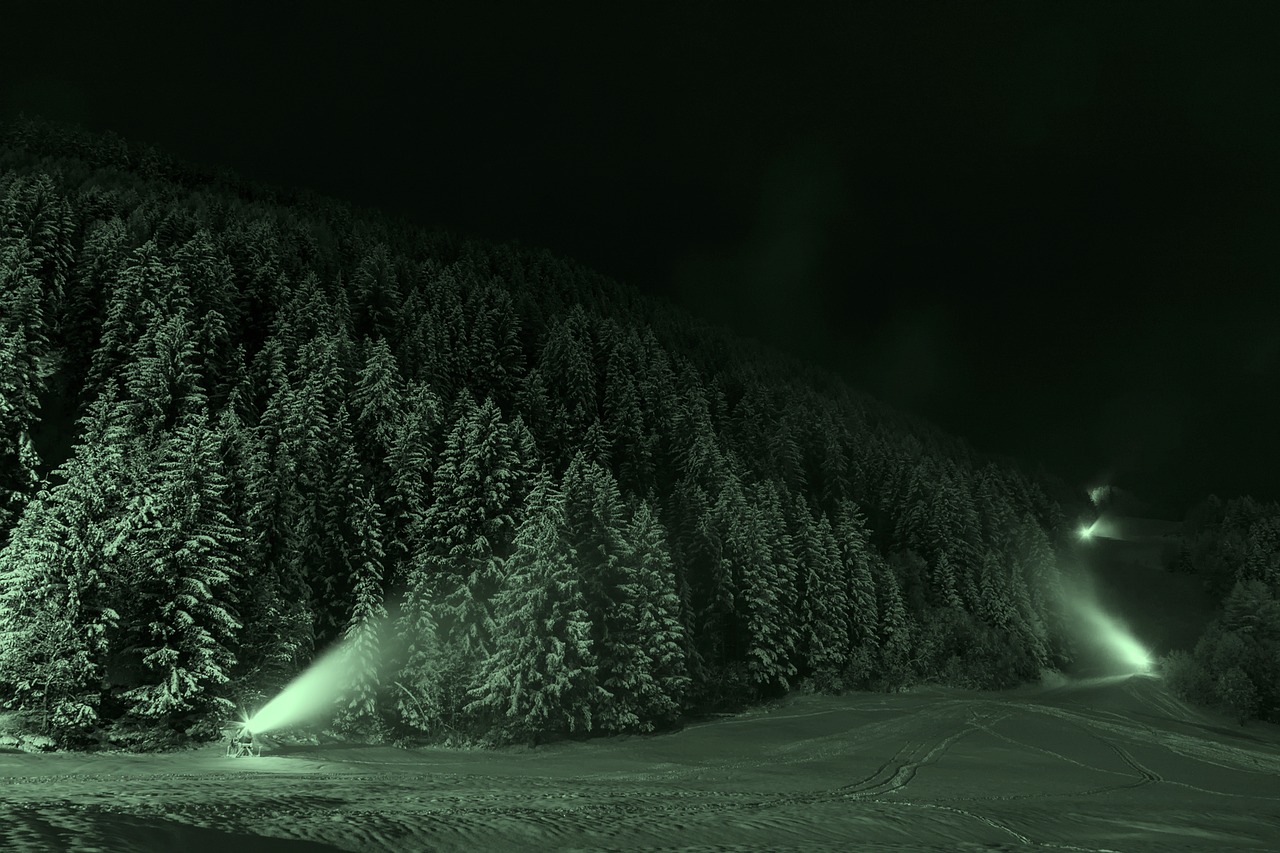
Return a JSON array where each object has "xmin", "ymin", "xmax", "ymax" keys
[
  {"xmin": 62, "ymin": 216, "xmax": 128, "ymax": 398},
  {"xmin": 601, "ymin": 326, "xmax": 654, "ymax": 497},
  {"xmin": 421, "ymin": 394, "xmax": 520, "ymax": 663},
  {"xmin": 534, "ymin": 305, "xmax": 597, "ymax": 469},
  {"xmin": 561, "ymin": 453, "xmax": 682, "ymax": 733},
  {"xmin": 560, "ymin": 448, "xmax": 630, "ymax": 592},
  {"xmin": 832, "ymin": 499, "xmax": 880, "ymax": 661},
  {"xmin": 466, "ymin": 473, "xmax": 603, "ymax": 744},
  {"xmin": 0, "ymin": 171, "xmax": 75, "ymax": 324},
  {"xmin": 793, "ymin": 497, "xmax": 851, "ymax": 688},
  {"xmin": 310, "ymin": 400, "xmax": 365, "ymax": 644},
  {"xmin": 624, "ymin": 499, "xmax": 689, "ymax": 726},
  {"xmin": 351, "ymin": 243, "xmax": 403, "ymax": 342},
  {"xmin": 173, "ymin": 229, "xmax": 240, "ymax": 410},
  {"xmin": 977, "ymin": 551, "xmax": 1016, "ymax": 634},
  {"xmin": 422, "ymin": 263, "xmax": 468, "ymax": 402},
  {"xmin": 462, "ymin": 279, "xmax": 525, "ymax": 411},
  {"xmin": 122, "ymin": 309, "xmax": 204, "ymax": 444},
  {"xmin": 0, "ymin": 388, "xmax": 132, "ymax": 737},
  {"xmin": 87, "ymin": 239, "xmax": 181, "ymax": 401},
  {"xmin": 351, "ymin": 335, "xmax": 405, "ymax": 489},
  {"xmin": 384, "ymin": 379, "xmax": 444, "ymax": 590},
  {"xmin": 662, "ymin": 472, "xmax": 714, "ymax": 692},
  {"xmin": 107, "ymin": 409, "xmax": 242, "ymax": 727},
  {"xmin": 247, "ymin": 345, "xmax": 317, "ymax": 673},
  {"xmin": 715, "ymin": 479, "xmax": 798, "ymax": 697},
  {"xmin": 0, "ymin": 237, "xmax": 46, "ymax": 538},
  {"xmin": 872, "ymin": 550, "xmax": 912, "ymax": 686},
  {"xmin": 930, "ymin": 550, "xmax": 965, "ymax": 611},
  {"xmin": 334, "ymin": 483, "xmax": 389, "ymax": 735}
]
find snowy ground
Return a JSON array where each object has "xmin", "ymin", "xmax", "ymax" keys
[{"xmin": 1, "ymin": 673, "xmax": 1277, "ymax": 852}]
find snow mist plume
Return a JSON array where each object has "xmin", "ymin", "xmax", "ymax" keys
[
  {"xmin": 243, "ymin": 618, "xmax": 398, "ymax": 735},
  {"xmin": 1060, "ymin": 564, "xmax": 1153, "ymax": 677}
]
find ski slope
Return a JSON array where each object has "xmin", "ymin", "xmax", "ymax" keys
[{"xmin": 0, "ymin": 673, "xmax": 1277, "ymax": 851}]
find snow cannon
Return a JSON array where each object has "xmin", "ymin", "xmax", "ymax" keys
[{"xmin": 225, "ymin": 723, "xmax": 261, "ymax": 758}]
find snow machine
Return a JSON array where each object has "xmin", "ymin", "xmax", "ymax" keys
[{"xmin": 225, "ymin": 725, "xmax": 261, "ymax": 758}]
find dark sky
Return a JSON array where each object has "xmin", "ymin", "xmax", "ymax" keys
[{"xmin": 5, "ymin": 2, "xmax": 1279, "ymax": 516}]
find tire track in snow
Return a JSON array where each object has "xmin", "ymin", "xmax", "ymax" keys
[
  {"xmin": 884, "ymin": 799, "xmax": 1033, "ymax": 846},
  {"xmin": 960, "ymin": 704, "xmax": 1127, "ymax": 780},
  {"xmin": 1019, "ymin": 698, "xmax": 1280, "ymax": 795},
  {"xmin": 835, "ymin": 703, "xmax": 997, "ymax": 801}
]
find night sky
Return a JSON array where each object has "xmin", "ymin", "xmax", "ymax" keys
[{"xmin": 5, "ymin": 2, "xmax": 1278, "ymax": 517}]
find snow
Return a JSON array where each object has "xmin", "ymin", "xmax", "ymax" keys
[{"xmin": 0, "ymin": 673, "xmax": 1276, "ymax": 851}]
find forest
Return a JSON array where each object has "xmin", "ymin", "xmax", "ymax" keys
[
  {"xmin": 1159, "ymin": 494, "xmax": 1280, "ymax": 724},
  {"xmin": 0, "ymin": 114, "xmax": 1271, "ymax": 752}
]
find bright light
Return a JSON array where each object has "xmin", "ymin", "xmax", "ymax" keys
[
  {"xmin": 244, "ymin": 633, "xmax": 371, "ymax": 735},
  {"xmin": 1078, "ymin": 522, "xmax": 1094, "ymax": 540},
  {"xmin": 1075, "ymin": 597, "xmax": 1152, "ymax": 675}
]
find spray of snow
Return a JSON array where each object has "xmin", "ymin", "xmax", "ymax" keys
[
  {"xmin": 243, "ymin": 617, "xmax": 399, "ymax": 735},
  {"xmin": 1059, "ymin": 560, "xmax": 1154, "ymax": 677},
  {"xmin": 243, "ymin": 641, "xmax": 356, "ymax": 734},
  {"xmin": 1074, "ymin": 598, "xmax": 1153, "ymax": 673}
]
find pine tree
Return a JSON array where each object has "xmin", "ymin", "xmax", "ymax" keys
[
  {"xmin": 466, "ymin": 475, "xmax": 603, "ymax": 744},
  {"xmin": 718, "ymin": 479, "xmax": 800, "ymax": 696},
  {"xmin": 624, "ymin": 499, "xmax": 690, "ymax": 725},
  {"xmin": 601, "ymin": 328, "xmax": 655, "ymax": 496},
  {"xmin": 122, "ymin": 308, "xmax": 206, "ymax": 445},
  {"xmin": 0, "ymin": 238, "xmax": 47, "ymax": 538},
  {"xmin": 87, "ymin": 239, "xmax": 184, "ymax": 400},
  {"xmin": 792, "ymin": 496, "xmax": 850, "ymax": 686},
  {"xmin": 663, "ymin": 473, "xmax": 715, "ymax": 691},
  {"xmin": 418, "ymin": 395, "xmax": 520, "ymax": 663},
  {"xmin": 0, "ymin": 171, "xmax": 75, "ymax": 324},
  {"xmin": 174, "ymin": 229, "xmax": 240, "ymax": 409},
  {"xmin": 832, "ymin": 499, "xmax": 880, "ymax": 658},
  {"xmin": 0, "ymin": 390, "xmax": 131, "ymax": 737},
  {"xmin": 535, "ymin": 306, "xmax": 597, "ymax": 468},
  {"xmin": 872, "ymin": 551, "xmax": 912, "ymax": 684},
  {"xmin": 463, "ymin": 279, "xmax": 525, "ymax": 410},
  {"xmin": 351, "ymin": 335, "xmax": 405, "ymax": 508},
  {"xmin": 561, "ymin": 455, "xmax": 686, "ymax": 732},
  {"xmin": 351, "ymin": 242, "xmax": 403, "ymax": 340},
  {"xmin": 334, "ymin": 484, "xmax": 389, "ymax": 734},
  {"xmin": 105, "ymin": 410, "xmax": 242, "ymax": 725},
  {"xmin": 310, "ymin": 401, "xmax": 365, "ymax": 645},
  {"xmin": 248, "ymin": 347, "xmax": 317, "ymax": 672},
  {"xmin": 560, "ymin": 454, "xmax": 626, "ymax": 724},
  {"xmin": 422, "ymin": 263, "xmax": 468, "ymax": 401},
  {"xmin": 216, "ymin": 400, "xmax": 305, "ymax": 709},
  {"xmin": 384, "ymin": 380, "xmax": 444, "ymax": 590},
  {"xmin": 62, "ymin": 216, "xmax": 128, "ymax": 398},
  {"xmin": 930, "ymin": 550, "xmax": 964, "ymax": 611}
]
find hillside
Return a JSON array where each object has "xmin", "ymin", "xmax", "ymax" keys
[{"xmin": 1, "ymin": 114, "xmax": 1102, "ymax": 750}]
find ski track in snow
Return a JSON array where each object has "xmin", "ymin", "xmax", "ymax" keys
[{"xmin": 0, "ymin": 684, "xmax": 1277, "ymax": 851}]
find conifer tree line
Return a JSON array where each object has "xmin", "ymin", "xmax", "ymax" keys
[
  {"xmin": 0, "ymin": 115, "xmax": 1090, "ymax": 747},
  {"xmin": 1159, "ymin": 495, "xmax": 1280, "ymax": 725}
]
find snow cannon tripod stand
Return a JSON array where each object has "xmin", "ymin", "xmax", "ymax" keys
[{"xmin": 226, "ymin": 725, "xmax": 261, "ymax": 758}]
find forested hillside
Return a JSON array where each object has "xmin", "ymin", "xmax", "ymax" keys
[
  {"xmin": 1160, "ymin": 494, "xmax": 1280, "ymax": 724},
  {"xmin": 0, "ymin": 115, "xmax": 1091, "ymax": 749}
]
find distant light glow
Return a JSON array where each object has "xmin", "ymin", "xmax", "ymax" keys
[{"xmin": 1078, "ymin": 515, "xmax": 1125, "ymax": 541}]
